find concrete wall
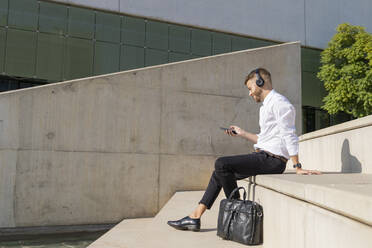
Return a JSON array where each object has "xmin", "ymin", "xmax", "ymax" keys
[
  {"xmin": 46, "ymin": 0, "xmax": 372, "ymax": 49},
  {"xmin": 299, "ymin": 115, "xmax": 372, "ymax": 173},
  {"xmin": 0, "ymin": 42, "xmax": 301, "ymax": 228}
]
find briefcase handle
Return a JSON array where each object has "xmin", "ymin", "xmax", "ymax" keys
[{"xmin": 228, "ymin": 187, "xmax": 247, "ymax": 201}]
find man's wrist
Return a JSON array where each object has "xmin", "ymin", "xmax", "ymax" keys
[{"xmin": 293, "ymin": 163, "xmax": 302, "ymax": 169}]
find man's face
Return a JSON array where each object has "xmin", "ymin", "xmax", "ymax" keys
[{"xmin": 246, "ymin": 78, "xmax": 263, "ymax": 102}]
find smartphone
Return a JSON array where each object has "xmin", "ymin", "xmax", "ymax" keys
[{"xmin": 220, "ymin": 127, "xmax": 237, "ymax": 134}]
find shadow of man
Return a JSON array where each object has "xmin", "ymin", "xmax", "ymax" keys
[{"xmin": 341, "ymin": 139, "xmax": 362, "ymax": 173}]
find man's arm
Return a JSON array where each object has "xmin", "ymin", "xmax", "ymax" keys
[
  {"xmin": 273, "ymin": 102, "xmax": 322, "ymax": 175},
  {"xmin": 226, "ymin": 125, "xmax": 258, "ymax": 144}
]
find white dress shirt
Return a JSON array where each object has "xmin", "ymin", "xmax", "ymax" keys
[{"xmin": 253, "ymin": 89, "xmax": 299, "ymax": 159}]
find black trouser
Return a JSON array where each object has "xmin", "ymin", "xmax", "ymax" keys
[{"xmin": 199, "ymin": 151, "xmax": 286, "ymax": 209}]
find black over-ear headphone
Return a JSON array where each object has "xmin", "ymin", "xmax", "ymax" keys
[{"xmin": 255, "ymin": 69, "xmax": 265, "ymax": 87}]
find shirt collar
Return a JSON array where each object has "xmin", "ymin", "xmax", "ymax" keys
[{"xmin": 262, "ymin": 89, "xmax": 275, "ymax": 106}]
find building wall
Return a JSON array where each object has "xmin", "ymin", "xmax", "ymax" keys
[
  {"xmin": 0, "ymin": 0, "xmax": 347, "ymax": 133},
  {"xmin": 0, "ymin": 42, "xmax": 301, "ymax": 228},
  {"xmin": 47, "ymin": 0, "xmax": 372, "ymax": 49},
  {"xmin": 0, "ymin": 0, "xmax": 279, "ymax": 83}
]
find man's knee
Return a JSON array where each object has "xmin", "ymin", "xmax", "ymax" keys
[{"xmin": 215, "ymin": 157, "xmax": 228, "ymax": 171}]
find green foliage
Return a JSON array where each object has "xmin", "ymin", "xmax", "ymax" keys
[{"xmin": 317, "ymin": 23, "xmax": 372, "ymax": 118}]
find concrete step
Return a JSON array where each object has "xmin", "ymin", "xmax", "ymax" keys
[
  {"xmin": 88, "ymin": 180, "xmax": 260, "ymax": 248},
  {"xmin": 253, "ymin": 173, "xmax": 372, "ymax": 248},
  {"xmin": 88, "ymin": 173, "xmax": 372, "ymax": 248},
  {"xmin": 256, "ymin": 173, "xmax": 372, "ymax": 226},
  {"xmin": 142, "ymin": 190, "xmax": 259, "ymax": 248},
  {"xmin": 87, "ymin": 218, "xmax": 153, "ymax": 248}
]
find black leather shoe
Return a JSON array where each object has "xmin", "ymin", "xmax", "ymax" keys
[{"xmin": 167, "ymin": 216, "xmax": 201, "ymax": 231}]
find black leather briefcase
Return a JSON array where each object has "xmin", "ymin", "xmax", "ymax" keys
[{"xmin": 217, "ymin": 186, "xmax": 263, "ymax": 245}]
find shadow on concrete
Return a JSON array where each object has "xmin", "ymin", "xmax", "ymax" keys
[
  {"xmin": 284, "ymin": 171, "xmax": 347, "ymax": 174},
  {"xmin": 341, "ymin": 139, "xmax": 362, "ymax": 173},
  {"xmin": 200, "ymin": 228, "xmax": 217, "ymax": 233}
]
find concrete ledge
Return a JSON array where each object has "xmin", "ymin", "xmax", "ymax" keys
[
  {"xmin": 299, "ymin": 115, "xmax": 372, "ymax": 142},
  {"xmin": 254, "ymin": 180, "xmax": 372, "ymax": 248},
  {"xmin": 254, "ymin": 173, "xmax": 372, "ymax": 226}
]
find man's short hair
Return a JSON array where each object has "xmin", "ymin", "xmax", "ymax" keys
[{"xmin": 244, "ymin": 68, "xmax": 272, "ymax": 85}]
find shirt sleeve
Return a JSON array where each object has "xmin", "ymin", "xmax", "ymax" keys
[{"xmin": 273, "ymin": 101, "xmax": 299, "ymax": 156}]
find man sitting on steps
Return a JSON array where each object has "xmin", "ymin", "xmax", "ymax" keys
[{"xmin": 167, "ymin": 68, "xmax": 322, "ymax": 232}]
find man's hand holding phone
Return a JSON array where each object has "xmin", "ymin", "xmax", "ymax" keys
[{"xmin": 220, "ymin": 126, "xmax": 243, "ymax": 136}]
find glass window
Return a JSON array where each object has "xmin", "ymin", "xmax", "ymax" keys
[
  {"xmin": 0, "ymin": 0, "xmax": 8, "ymax": 27},
  {"xmin": 146, "ymin": 20, "xmax": 168, "ymax": 50},
  {"xmin": 94, "ymin": 41, "xmax": 120, "ymax": 75},
  {"xmin": 302, "ymin": 71, "xmax": 326, "ymax": 108},
  {"xmin": 36, "ymin": 33, "xmax": 64, "ymax": 81},
  {"xmin": 96, "ymin": 12, "xmax": 121, "ymax": 43},
  {"xmin": 19, "ymin": 81, "xmax": 33, "ymax": 88},
  {"xmin": 8, "ymin": 80, "xmax": 19, "ymax": 90},
  {"xmin": 5, "ymin": 29, "xmax": 36, "ymax": 77},
  {"xmin": 39, "ymin": 1, "xmax": 67, "ymax": 35},
  {"xmin": 212, "ymin": 33, "xmax": 231, "ymax": 55},
  {"xmin": 246, "ymin": 38, "xmax": 276, "ymax": 48},
  {"xmin": 231, "ymin": 36, "xmax": 252, "ymax": 51},
  {"xmin": 302, "ymin": 106, "xmax": 316, "ymax": 133},
  {"xmin": 68, "ymin": 6, "xmax": 94, "ymax": 39},
  {"xmin": 301, "ymin": 48, "xmax": 321, "ymax": 73},
  {"xmin": 121, "ymin": 16, "xmax": 145, "ymax": 46},
  {"xmin": 231, "ymin": 36, "xmax": 276, "ymax": 52},
  {"xmin": 191, "ymin": 29, "xmax": 211, "ymax": 56},
  {"xmin": 64, "ymin": 37, "xmax": 93, "ymax": 80},
  {"xmin": 190, "ymin": 54, "xmax": 201, "ymax": 59},
  {"xmin": 330, "ymin": 112, "xmax": 353, "ymax": 126},
  {"xmin": 120, "ymin": 45, "xmax": 144, "ymax": 71},
  {"xmin": 169, "ymin": 52, "xmax": 192, "ymax": 63},
  {"xmin": 315, "ymin": 109, "xmax": 330, "ymax": 130},
  {"xmin": 0, "ymin": 28, "xmax": 5, "ymax": 73},
  {"xmin": 8, "ymin": 0, "xmax": 38, "ymax": 31},
  {"xmin": 169, "ymin": 24, "xmax": 190, "ymax": 53},
  {"xmin": 0, "ymin": 80, "xmax": 9, "ymax": 92},
  {"xmin": 145, "ymin": 48, "xmax": 168, "ymax": 67}
]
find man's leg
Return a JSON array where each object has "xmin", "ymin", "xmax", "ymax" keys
[
  {"xmin": 167, "ymin": 168, "xmax": 223, "ymax": 230},
  {"xmin": 167, "ymin": 152, "xmax": 285, "ymax": 230},
  {"xmin": 198, "ymin": 171, "xmax": 222, "ymax": 209},
  {"xmin": 206, "ymin": 152, "xmax": 286, "ymax": 205}
]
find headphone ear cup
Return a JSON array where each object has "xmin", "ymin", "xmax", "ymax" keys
[
  {"xmin": 256, "ymin": 78, "xmax": 264, "ymax": 87},
  {"xmin": 255, "ymin": 69, "xmax": 265, "ymax": 87}
]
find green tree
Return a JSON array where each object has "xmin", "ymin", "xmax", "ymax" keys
[{"xmin": 317, "ymin": 23, "xmax": 372, "ymax": 118}]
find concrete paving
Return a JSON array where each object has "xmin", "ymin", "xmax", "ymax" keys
[{"xmin": 88, "ymin": 218, "xmax": 153, "ymax": 248}]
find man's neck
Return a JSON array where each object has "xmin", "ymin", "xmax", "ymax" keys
[{"xmin": 261, "ymin": 88, "xmax": 273, "ymax": 101}]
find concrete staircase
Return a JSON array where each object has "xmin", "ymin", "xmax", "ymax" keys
[
  {"xmin": 88, "ymin": 173, "xmax": 372, "ymax": 248},
  {"xmin": 88, "ymin": 187, "xmax": 255, "ymax": 248}
]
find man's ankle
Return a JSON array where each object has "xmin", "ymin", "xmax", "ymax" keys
[{"xmin": 189, "ymin": 214, "xmax": 200, "ymax": 219}]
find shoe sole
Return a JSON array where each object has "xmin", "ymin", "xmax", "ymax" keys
[{"xmin": 169, "ymin": 224, "xmax": 200, "ymax": 232}]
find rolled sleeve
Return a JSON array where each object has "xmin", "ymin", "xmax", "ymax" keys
[{"xmin": 274, "ymin": 102, "xmax": 299, "ymax": 156}]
